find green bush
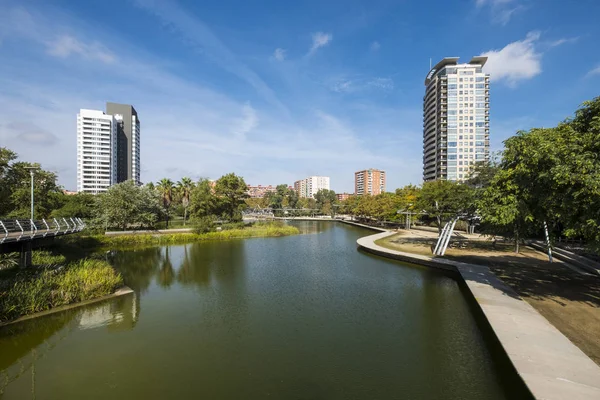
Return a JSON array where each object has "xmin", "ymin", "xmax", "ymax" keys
[
  {"xmin": 220, "ymin": 221, "xmax": 247, "ymax": 230},
  {"xmin": 0, "ymin": 259, "xmax": 123, "ymax": 322},
  {"xmin": 192, "ymin": 217, "xmax": 215, "ymax": 234},
  {"xmin": 31, "ymin": 250, "xmax": 67, "ymax": 266}
]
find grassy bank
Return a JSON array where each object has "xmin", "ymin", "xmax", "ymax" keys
[
  {"xmin": 0, "ymin": 258, "xmax": 123, "ymax": 323},
  {"xmin": 61, "ymin": 222, "xmax": 300, "ymax": 249}
]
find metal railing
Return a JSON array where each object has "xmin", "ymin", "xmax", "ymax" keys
[{"xmin": 0, "ymin": 218, "xmax": 85, "ymax": 244}]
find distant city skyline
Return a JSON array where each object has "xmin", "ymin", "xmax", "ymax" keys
[{"xmin": 1, "ymin": 1, "xmax": 599, "ymax": 192}]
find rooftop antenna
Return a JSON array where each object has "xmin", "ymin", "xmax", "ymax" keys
[{"xmin": 429, "ymin": 58, "xmax": 432, "ymax": 70}]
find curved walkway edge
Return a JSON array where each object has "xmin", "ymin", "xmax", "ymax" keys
[
  {"xmin": 0, "ymin": 286, "xmax": 134, "ymax": 328},
  {"xmin": 358, "ymin": 231, "xmax": 600, "ymax": 400}
]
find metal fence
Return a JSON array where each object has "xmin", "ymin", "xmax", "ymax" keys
[{"xmin": 0, "ymin": 218, "xmax": 85, "ymax": 244}]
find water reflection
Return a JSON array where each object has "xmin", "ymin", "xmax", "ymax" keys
[
  {"xmin": 157, "ymin": 247, "xmax": 175, "ymax": 289},
  {"xmin": 0, "ymin": 292, "xmax": 139, "ymax": 396},
  {"xmin": 287, "ymin": 220, "xmax": 334, "ymax": 235},
  {"xmin": 0, "ymin": 223, "xmax": 529, "ymax": 399},
  {"xmin": 78, "ymin": 292, "xmax": 139, "ymax": 331}
]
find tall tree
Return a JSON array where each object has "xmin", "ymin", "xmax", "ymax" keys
[
  {"xmin": 94, "ymin": 180, "xmax": 161, "ymax": 230},
  {"xmin": 314, "ymin": 189, "xmax": 337, "ymax": 216},
  {"xmin": 478, "ymin": 168, "xmax": 532, "ymax": 252},
  {"xmin": 6, "ymin": 161, "xmax": 64, "ymax": 219},
  {"xmin": 177, "ymin": 177, "xmax": 194, "ymax": 225},
  {"xmin": 416, "ymin": 180, "xmax": 475, "ymax": 233},
  {"xmin": 189, "ymin": 178, "xmax": 217, "ymax": 219},
  {"xmin": 157, "ymin": 178, "xmax": 175, "ymax": 228},
  {"xmin": 213, "ymin": 173, "xmax": 249, "ymax": 222},
  {"xmin": 52, "ymin": 192, "xmax": 96, "ymax": 219}
]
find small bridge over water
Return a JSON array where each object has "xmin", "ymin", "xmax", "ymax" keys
[{"xmin": 0, "ymin": 218, "xmax": 85, "ymax": 267}]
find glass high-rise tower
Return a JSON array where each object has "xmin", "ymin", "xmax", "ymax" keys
[{"xmin": 423, "ymin": 57, "xmax": 490, "ymax": 182}]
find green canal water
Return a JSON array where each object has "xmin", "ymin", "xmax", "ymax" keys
[{"xmin": 0, "ymin": 222, "xmax": 530, "ymax": 399}]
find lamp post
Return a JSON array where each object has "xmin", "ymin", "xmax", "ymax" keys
[{"xmin": 23, "ymin": 166, "xmax": 40, "ymax": 221}]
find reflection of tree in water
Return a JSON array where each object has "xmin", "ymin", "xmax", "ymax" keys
[
  {"xmin": 109, "ymin": 247, "xmax": 162, "ymax": 294},
  {"xmin": 157, "ymin": 247, "xmax": 175, "ymax": 289},
  {"xmin": 177, "ymin": 241, "xmax": 246, "ymax": 289}
]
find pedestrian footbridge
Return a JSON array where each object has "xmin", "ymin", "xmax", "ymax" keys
[{"xmin": 0, "ymin": 218, "xmax": 85, "ymax": 266}]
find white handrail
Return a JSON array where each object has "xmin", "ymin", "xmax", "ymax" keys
[
  {"xmin": 42, "ymin": 219, "xmax": 50, "ymax": 237},
  {"xmin": 30, "ymin": 219, "xmax": 38, "ymax": 239},
  {"xmin": 15, "ymin": 220, "xmax": 24, "ymax": 241},
  {"xmin": 0, "ymin": 221, "xmax": 8, "ymax": 243}
]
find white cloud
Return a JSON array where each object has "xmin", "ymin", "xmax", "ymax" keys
[
  {"xmin": 133, "ymin": 0, "xmax": 289, "ymax": 116},
  {"xmin": 368, "ymin": 77, "xmax": 393, "ymax": 90},
  {"xmin": 476, "ymin": 0, "xmax": 516, "ymax": 7},
  {"xmin": 549, "ymin": 36, "xmax": 579, "ymax": 47},
  {"xmin": 0, "ymin": 4, "xmax": 422, "ymax": 192},
  {"xmin": 475, "ymin": 0, "xmax": 524, "ymax": 25},
  {"xmin": 233, "ymin": 103, "xmax": 258, "ymax": 138},
  {"xmin": 5, "ymin": 122, "xmax": 59, "ymax": 145},
  {"xmin": 46, "ymin": 35, "xmax": 116, "ymax": 63},
  {"xmin": 309, "ymin": 32, "xmax": 332, "ymax": 54},
  {"xmin": 586, "ymin": 65, "xmax": 600, "ymax": 78},
  {"xmin": 330, "ymin": 77, "xmax": 394, "ymax": 93},
  {"xmin": 370, "ymin": 41, "xmax": 381, "ymax": 51},
  {"xmin": 273, "ymin": 48, "xmax": 286, "ymax": 61},
  {"xmin": 481, "ymin": 31, "xmax": 542, "ymax": 87}
]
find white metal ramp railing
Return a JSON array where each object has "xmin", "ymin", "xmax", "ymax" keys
[
  {"xmin": 0, "ymin": 217, "xmax": 86, "ymax": 245},
  {"xmin": 433, "ymin": 217, "xmax": 459, "ymax": 256}
]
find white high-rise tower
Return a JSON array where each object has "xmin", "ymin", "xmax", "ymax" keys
[
  {"xmin": 423, "ymin": 57, "xmax": 490, "ymax": 182},
  {"xmin": 76, "ymin": 109, "xmax": 117, "ymax": 194}
]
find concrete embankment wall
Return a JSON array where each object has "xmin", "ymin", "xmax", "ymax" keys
[{"xmin": 356, "ymin": 230, "xmax": 600, "ymax": 400}]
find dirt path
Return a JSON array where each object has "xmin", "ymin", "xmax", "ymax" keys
[{"xmin": 377, "ymin": 232, "xmax": 600, "ymax": 366}]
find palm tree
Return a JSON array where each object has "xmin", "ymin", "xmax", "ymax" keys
[
  {"xmin": 177, "ymin": 177, "xmax": 194, "ymax": 225},
  {"xmin": 157, "ymin": 178, "xmax": 174, "ymax": 228}
]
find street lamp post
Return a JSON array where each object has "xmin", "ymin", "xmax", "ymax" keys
[{"xmin": 23, "ymin": 166, "xmax": 40, "ymax": 221}]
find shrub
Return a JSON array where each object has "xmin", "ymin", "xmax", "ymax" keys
[
  {"xmin": 31, "ymin": 250, "xmax": 67, "ymax": 266},
  {"xmin": 192, "ymin": 217, "xmax": 215, "ymax": 234},
  {"xmin": 220, "ymin": 221, "xmax": 247, "ymax": 230},
  {"xmin": 0, "ymin": 258, "xmax": 123, "ymax": 322}
]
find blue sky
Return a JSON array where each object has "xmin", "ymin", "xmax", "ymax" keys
[{"xmin": 1, "ymin": 0, "xmax": 599, "ymax": 192}]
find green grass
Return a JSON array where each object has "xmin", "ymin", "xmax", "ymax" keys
[
  {"xmin": 0, "ymin": 259, "xmax": 123, "ymax": 323},
  {"xmin": 59, "ymin": 222, "xmax": 300, "ymax": 249}
]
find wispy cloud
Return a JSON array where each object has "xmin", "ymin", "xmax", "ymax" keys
[
  {"xmin": 309, "ymin": 32, "xmax": 332, "ymax": 54},
  {"xmin": 549, "ymin": 36, "xmax": 579, "ymax": 47},
  {"xmin": 46, "ymin": 34, "xmax": 116, "ymax": 63},
  {"xmin": 272, "ymin": 48, "xmax": 286, "ymax": 61},
  {"xmin": 133, "ymin": 0, "xmax": 289, "ymax": 116},
  {"xmin": 586, "ymin": 65, "xmax": 600, "ymax": 78},
  {"xmin": 233, "ymin": 103, "xmax": 258, "ymax": 138},
  {"xmin": 5, "ymin": 122, "xmax": 59, "ymax": 146},
  {"xmin": 0, "ymin": 2, "xmax": 422, "ymax": 191},
  {"xmin": 481, "ymin": 31, "xmax": 542, "ymax": 87},
  {"xmin": 330, "ymin": 77, "xmax": 394, "ymax": 93},
  {"xmin": 370, "ymin": 41, "xmax": 381, "ymax": 51},
  {"xmin": 475, "ymin": 0, "xmax": 524, "ymax": 26}
]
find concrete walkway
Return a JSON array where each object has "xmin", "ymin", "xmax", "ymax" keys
[{"xmin": 358, "ymin": 231, "xmax": 600, "ymax": 400}]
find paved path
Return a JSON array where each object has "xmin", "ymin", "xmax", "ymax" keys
[{"xmin": 358, "ymin": 231, "xmax": 600, "ymax": 400}]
